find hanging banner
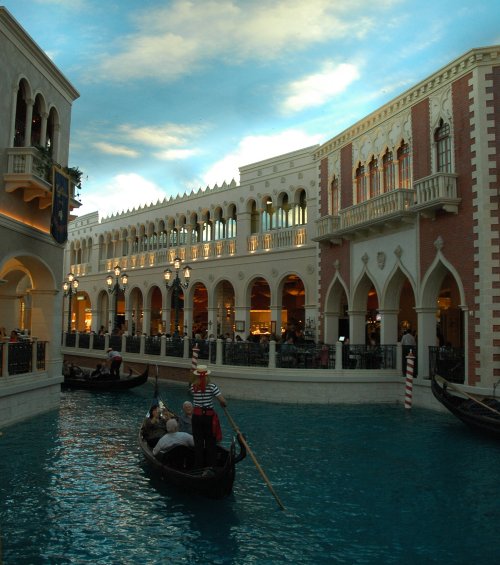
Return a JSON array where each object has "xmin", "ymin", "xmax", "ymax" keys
[{"xmin": 50, "ymin": 166, "xmax": 70, "ymax": 244}]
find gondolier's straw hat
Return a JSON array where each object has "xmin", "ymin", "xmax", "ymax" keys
[{"xmin": 193, "ymin": 364, "xmax": 211, "ymax": 375}]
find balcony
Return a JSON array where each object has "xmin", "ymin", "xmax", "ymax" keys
[
  {"xmin": 247, "ymin": 225, "xmax": 307, "ymax": 253},
  {"xmin": 314, "ymin": 173, "xmax": 460, "ymax": 244},
  {"xmin": 4, "ymin": 147, "xmax": 81, "ymax": 210},
  {"xmin": 412, "ymin": 172, "xmax": 460, "ymax": 217},
  {"xmin": 314, "ymin": 188, "xmax": 416, "ymax": 243}
]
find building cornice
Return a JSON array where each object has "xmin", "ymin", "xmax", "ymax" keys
[
  {"xmin": 314, "ymin": 45, "xmax": 500, "ymax": 159},
  {"xmin": 0, "ymin": 7, "xmax": 80, "ymax": 103}
]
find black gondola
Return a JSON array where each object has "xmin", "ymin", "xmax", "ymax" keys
[
  {"xmin": 138, "ymin": 379, "xmax": 246, "ymax": 498},
  {"xmin": 139, "ymin": 429, "xmax": 246, "ymax": 499},
  {"xmin": 431, "ymin": 375, "xmax": 500, "ymax": 438},
  {"xmin": 62, "ymin": 365, "xmax": 149, "ymax": 391}
]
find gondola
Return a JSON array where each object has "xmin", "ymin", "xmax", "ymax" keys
[
  {"xmin": 138, "ymin": 380, "xmax": 246, "ymax": 499},
  {"xmin": 431, "ymin": 375, "xmax": 500, "ymax": 438},
  {"xmin": 139, "ymin": 429, "xmax": 246, "ymax": 499},
  {"xmin": 62, "ymin": 365, "xmax": 149, "ymax": 391}
]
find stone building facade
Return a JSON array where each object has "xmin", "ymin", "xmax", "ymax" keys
[
  {"xmin": 0, "ymin": 7, "xmax": 80, "ymax": 427},
  {"xmin": 315, "ymin": 45, "xmax": 500, "ymax": 387},
  {"xmin": 66, "ymin": 45, "xmax": 500, "ymax": 391}
]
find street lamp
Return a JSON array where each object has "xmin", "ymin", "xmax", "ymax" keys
[
  {"xmin": 106, "ymin": 265, "xmax": 128, "ymax": 331},
  {"xmin": 63, "ymin": 272, "xmax": 79, "ymax": 333},
  {"xmin": 164, "ymin": 257, "xmax": 191, "ymax": 336}
]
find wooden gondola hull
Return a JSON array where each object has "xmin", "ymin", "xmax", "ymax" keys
[
  {"xmin": 431, "ymin": 375, "xmax": 500, "ymax": 438},
  {"xmin": 62, "ymin": 367, "xmax": 149, "ymax": 391},
  {"xmin": 138, "ymin": 432, "xmax": 246, "ymax": 499}
]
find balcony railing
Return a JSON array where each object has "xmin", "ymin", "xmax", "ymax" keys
[
  {"xmin": 413, "ymin": 172, "xmax": 460, "ymax": 216},
  {"xmin": 4, "ymin": 147, "xmax": 80, "ymax": 210},
  {"xmin": 1, "ymin": 340, "xmax": 48, "ymax": 377},
  {"xmin": 248, "ymin": 225, "xmax": 307, "ymax": 253},
  {"xmin": 315, "ymin": 173, "xmax": 460, "ymax": 244}
]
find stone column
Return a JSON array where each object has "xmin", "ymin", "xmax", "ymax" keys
[
  {"xmin": 416, "ymin": 307, "xmax": 438, "ymax": 380},
  {"xmin": 348, "ymin": 309, "xmax": 368, "ymax": 344},
  {"xmin": 378, "ymin": 309, "xmax": 399, "ymax": 345}
]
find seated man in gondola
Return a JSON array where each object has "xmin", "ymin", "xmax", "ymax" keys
[{"xmin": 152, "ymin": 418, "xmax": 194, "ymax": 459}]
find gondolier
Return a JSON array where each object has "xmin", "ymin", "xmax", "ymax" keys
[
  {"xmin": 106, "ymin": 348, "xmax": 122, "ymax": 379},
  {"xmin": 189, "ymin": 364, "xmax": 227, "ymax": 470}
]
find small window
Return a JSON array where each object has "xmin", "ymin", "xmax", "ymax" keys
[
  {"xmin": 435, "ymin": 119, "xmax": 452, "ymax": 173},
  {"xmin": 397, "ymin": 142, "xmax": 411, "ymax": 189},
  {"xmin": 369, "ymin": 157, "xmax": 380, "ymax": 198},
  {"xmin": 355, "ymin": 164, "xmax": 367, "ymax": 203},
  {"xmin": 330, "ymin": 176, "xmax": 339, "ymax": 215},
  {"xmin": 382, "ymin": 150, "xmax": 394, "ymax": 192}
]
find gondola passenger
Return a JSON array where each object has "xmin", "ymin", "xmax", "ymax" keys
[
  {"xmin": 178, "ymin": 401, "xmax": 193, "ymax": 434},
  {"xmin": 189, "ymin": 364, "xmax": 227, "ymax": 469},
  {"xmin": 152, "ymin": 418, "xmax": 194, "ymax": 457},
  {"xmin": 141, "ymin": 404, "xmax": 167, "ymax": 447}
]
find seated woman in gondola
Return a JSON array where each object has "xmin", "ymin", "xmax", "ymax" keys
[
  {"xmin": 141, "ymin": 404, "xmax": 166, "ymax": 447},
  {"xmin": 141, "ymin": 404, "xmax": 171, "ymax": 447}
]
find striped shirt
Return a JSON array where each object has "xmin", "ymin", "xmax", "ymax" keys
[{"xmin": 189, "ymin": 382, "xmax": 221, "ymax": 408}]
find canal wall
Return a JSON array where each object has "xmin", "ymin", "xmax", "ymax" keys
[{"xmin": 63, "ymin": 352, "xmax": 446, "ymax": 411}]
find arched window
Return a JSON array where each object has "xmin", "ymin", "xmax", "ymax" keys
[
  {"xmin": 397, "ymin": 142, "xmax": 411, "ymax": 189},
  {"xmin": 382, "ymin": 150, "xmax": 394, "ymax": 193},
  {"xmin": 192, "ymin": 224, "xmax": 200, "ymax": 243},
  {"xmin": 330, "ymin": 176, "xmax": 339, "ymax": 215},
  {"xmin": 435, "ymin": 119, "xmax": 451, "ymax": 173},
  {"xmin": 277, "ymin": 194, "xmax": 289, "ymax": 228},
  {"xmin": 355, "ymin": 163, "xmax": 367, "ymax": 203},
  {"xmin": 369, "ymin": 157, "xmax": 380, "ymax": 198},
  {"xmin": 31, "ymin": 95, "xmax": 43, "ymax": 147},
  {"xmin": 294, "ymin": 190, "xmax": 307, "ymax": 225},
  {"xmin": 14, "ymin": 81, "xmax": 27, "ymax": 147},
  {"xmin": 250, "ymin": 201, "xmax": 259, "ymax": 234},
  {"xmin": 202, "ymin": 221, "xmax": 212, "ymax": 242},
  {"xmin": 169, "ymin": 229, "xmax": 178, "ymax": 246},
  {"xmin": 261, "ymin": 206, "xmax": 271, "ymax": 231},
  {"xmin": 180, "ymin": 226, "xmax": 189, "ymax": 245},
  {"xmin": 227, "ymin": 205, "xmax": 237, "ymax": 238},
  {"xmin": 214, "ymin": 219, "xmax": 224, "ymax": 240}
]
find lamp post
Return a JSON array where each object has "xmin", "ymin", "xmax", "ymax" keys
[
  {"xmin": 106, "ymin": 265, "xmax": 128, "ymax": 331},
  {"xmin": 63, "ymin": 272, "xmax": 79, "ymax": 333},
  {"xmin": 164, "ymin": 257, "xmax": 191, "ymax": 336}
]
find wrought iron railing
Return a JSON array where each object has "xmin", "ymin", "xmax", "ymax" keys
[
  {"xmin": 429, "ymin": 346, "xmax": 464, "ymax": 383},
  {"xmin": 343, "ymin": 345, "xmax": 397, "ymax": 370},
  {"xmin": 8, "ymin": 341, "xmax": 32, "ymax": 375}
]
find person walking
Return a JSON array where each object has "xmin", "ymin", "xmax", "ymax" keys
[{"xmin": 189, "ymin": 364, "xmax": 226, "ymax": 471}]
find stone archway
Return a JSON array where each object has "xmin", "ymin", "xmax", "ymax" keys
[
  {"xmin": 324, "ymin": 277, "xmax": 349, "ymax": 344},
  {"xmin": 0, "ymin": 254, "xmax": 57, "ymax": 341}
]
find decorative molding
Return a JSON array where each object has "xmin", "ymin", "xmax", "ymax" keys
[{"xmin": 377, "ymin": 252, "xmax": 386, "ymax": 270}]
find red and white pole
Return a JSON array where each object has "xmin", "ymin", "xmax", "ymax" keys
[
  {"xmin": 192, "ymin": 344, "xmax": 199, "ymax": 372},
  {"xmin": 404, "ymin": 350, "xmax": 415, "ymax": 409}
]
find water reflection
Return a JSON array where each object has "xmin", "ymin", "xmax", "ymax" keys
[{"xmin": 1, "ymin": 385, "xmax": 500, "ymax": 564}]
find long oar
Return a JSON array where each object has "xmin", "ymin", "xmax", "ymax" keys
[
  {"xmin": 438, "ymin": 376, "xmax": 500, "ymax": 416},
  {"xmin": 223, "ymin": 406, "xmax": 285, "ymax": 511}
]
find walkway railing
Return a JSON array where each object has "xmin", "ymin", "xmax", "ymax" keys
[
  {"xmin": 1, "ymin": 340, "xmax": 48, "ymax": 377},
  {"xmin": 428, "ymin": 346, "xmax": 464, "ymax": 383},
  {"xmin": 62, "ymin": 332, "xmax": 404, "ymax": 372}
]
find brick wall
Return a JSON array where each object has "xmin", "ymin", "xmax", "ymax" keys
[{"xmin": 412, "ymin": 98, "xmax": 431, "ymax": 181}]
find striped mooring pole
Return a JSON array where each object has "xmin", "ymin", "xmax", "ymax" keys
[
  {"xmin": 191, "ymin": 344, "xmax": 200, "ymax": 371},
  {"xmin": 404, "ymin": 350, "xmax": 415, "ymax": 409}
]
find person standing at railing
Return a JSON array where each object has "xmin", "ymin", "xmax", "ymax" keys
[{"xmin": 9, "ymin": 330, "xmax": 18, "ymax": 342}]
